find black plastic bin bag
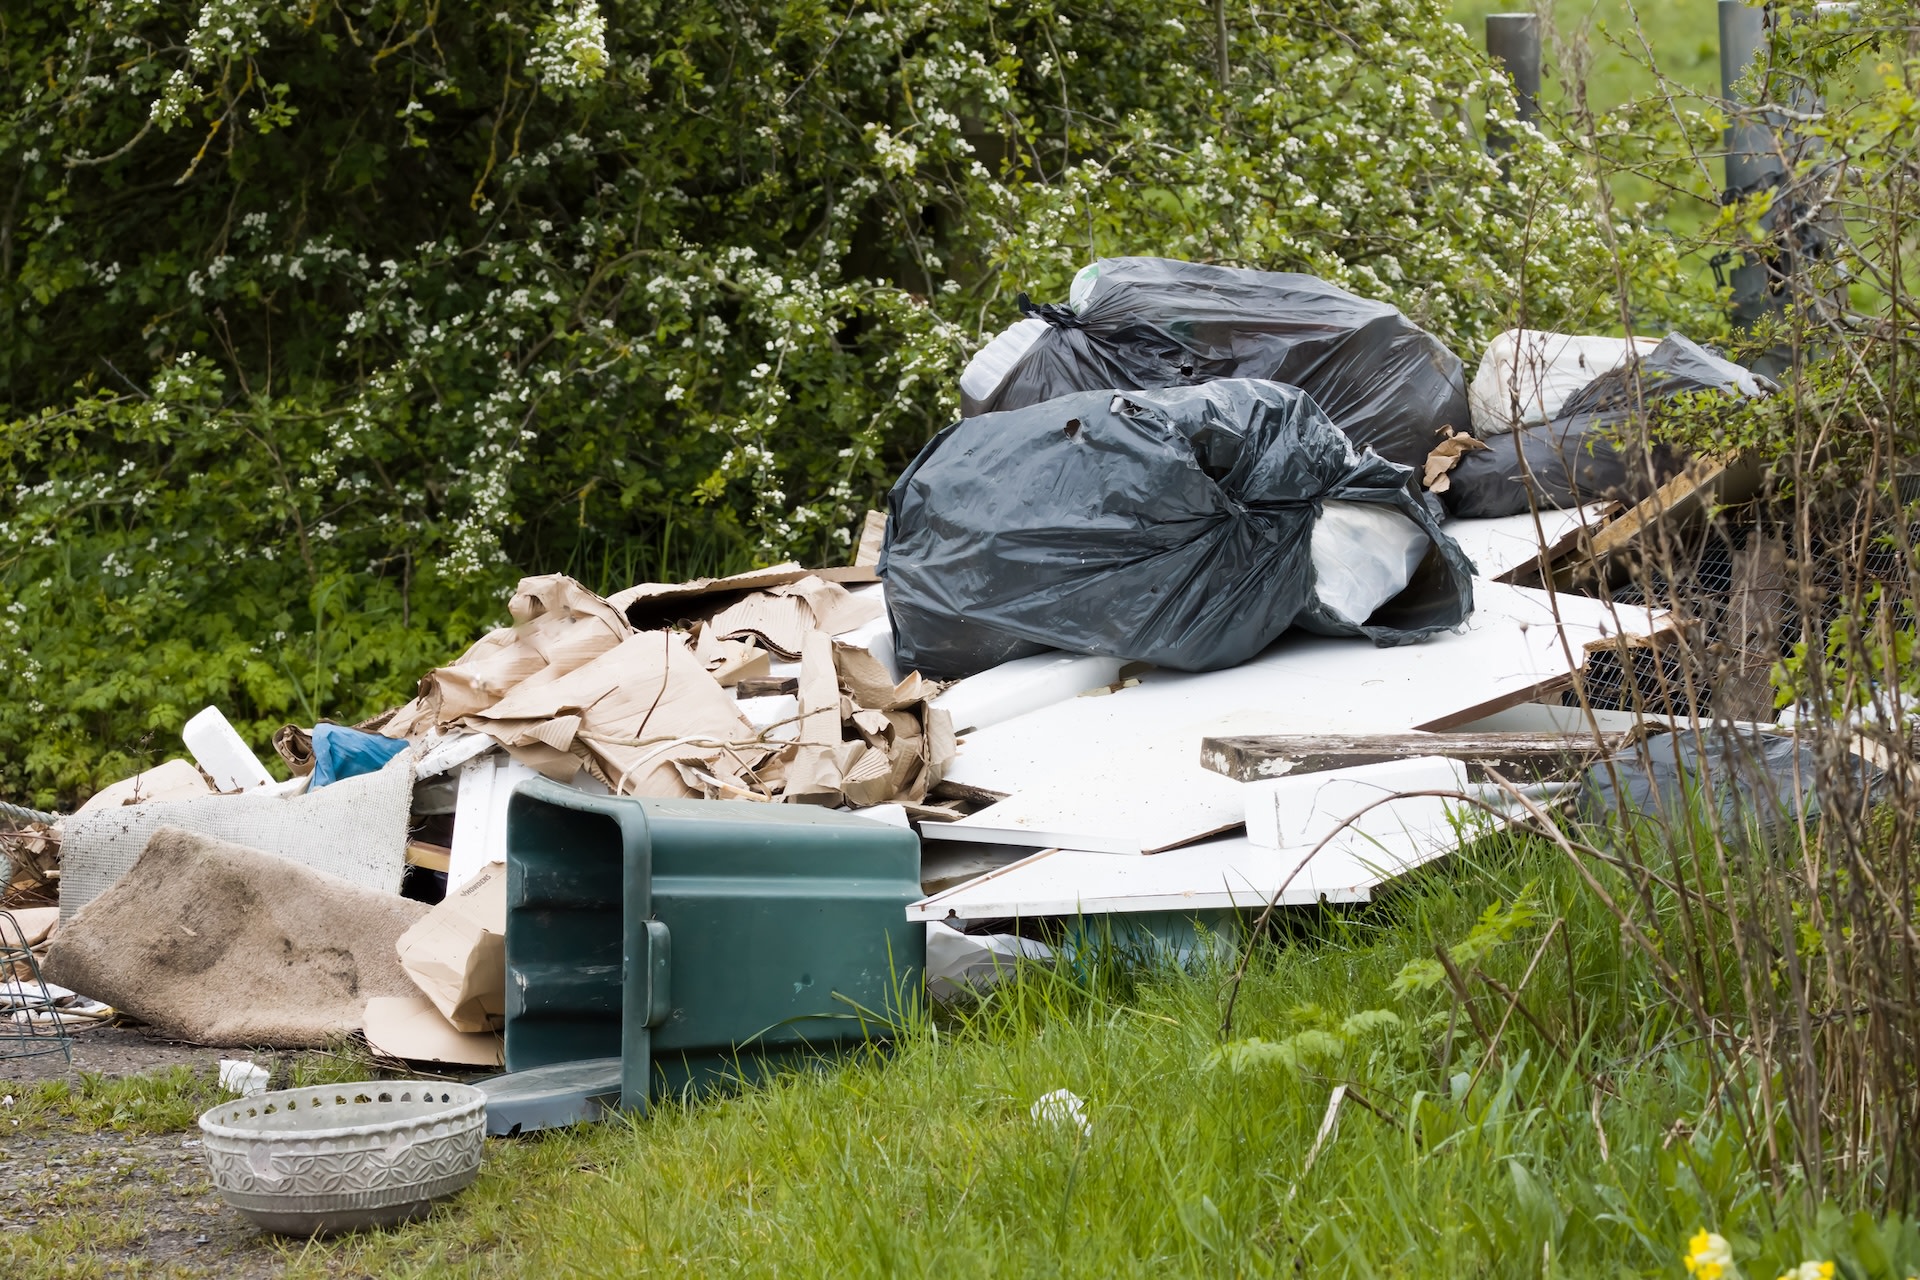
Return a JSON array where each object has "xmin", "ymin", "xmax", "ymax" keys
[
  {"xmin": 1441, "ymin": 333, "xmax": 1772, "ymax": 518},
  {"xmin": 962, "ymin": 257, "xmax": 1470, "ymax": 470},
  {"xmin": 880, "ymin": 379, "xmax": 1476, "ymax": 680}
]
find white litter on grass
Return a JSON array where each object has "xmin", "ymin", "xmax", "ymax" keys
[
  {"xmin": 1031, "ymin": 1088, "xmax": 1092, "ymax": 1137},
  {"xmin": 218, "ymin": 1059, "xmax": 271, "ymax": 1097}
]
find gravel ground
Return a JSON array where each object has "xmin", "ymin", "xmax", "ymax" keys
[{"xmin": 1, "ymin": 1027, "xmax": 350, "ymax": 1277}]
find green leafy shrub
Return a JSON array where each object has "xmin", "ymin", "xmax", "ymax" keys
[{"xmin": 0, "ymin": 0, "xmax": 1699, "ymax": 802}]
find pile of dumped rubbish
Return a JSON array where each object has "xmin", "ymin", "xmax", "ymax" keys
[{"xmin": 4, "ymin": 256, "xmax": 1815, "ymax": 1231}]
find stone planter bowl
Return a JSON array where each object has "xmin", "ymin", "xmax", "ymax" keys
[{"xmin": 198, "ymin": 1080, "xmax": 486, "ymax": 1235}]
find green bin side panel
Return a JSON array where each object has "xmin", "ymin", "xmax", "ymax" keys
[
  {"xmin": 502, "ymin": 786, "xmax": 924, "ymax": 1096},
  {"xmin": 642, "ymin": 799, "xmax": 923, "ymax": 1067},
  {"xmin": 503, "ymin": 790, "xmax": 647, "ymax": 1072}
]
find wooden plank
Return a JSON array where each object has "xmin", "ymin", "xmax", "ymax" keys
[
  {"xmin": 1552, "ymin": 453, "xmax": 1763, "ymax": 591},
  {"xmin": 1199, "ymin": 731, "xmax": 1633, "ymax": 783}
]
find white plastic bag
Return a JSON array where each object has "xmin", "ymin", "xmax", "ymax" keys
[
  {"xmin": 1309, "ymin": 501, "xmax": 1430, "ymax": 627},
  {"xmin": 1467, "ymin": 329, "xmax": 1661, "ymax": 436},
  {"xmin": 959, "ymin": 318, "xmax": 1052, "ymax": 416}
]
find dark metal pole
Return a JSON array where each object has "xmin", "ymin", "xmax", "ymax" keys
[
  {"xmin": 1718, "ymin": 1, "xmax": 1780, "ymax": 207},
  {"xmin": 1486, "ymin": 13, "xmax": 1541, "ymax": 154}
]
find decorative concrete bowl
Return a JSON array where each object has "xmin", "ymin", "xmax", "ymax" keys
[{"xmin": 198, "ymin": 1081, "xmax": 486, "ymax": 1235}]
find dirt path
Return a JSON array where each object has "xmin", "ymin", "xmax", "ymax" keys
[{"xmin": 1, "ymin": 1027, "xmax": 341, "ymax": 1277}]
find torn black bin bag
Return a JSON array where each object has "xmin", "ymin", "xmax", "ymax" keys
[
  {"xmin": 1441, "ymin": 333, "xmax": 1772, "ymax": 519},
  {"xmin": 879, "ymin": 378, "xmax": 1477, "ymax": 680},
  {"xmin": 968, "ymin": 257, "xmax": 1469, "ymax": 470},
  {"xmin": 1576, "ymin": 726, "xmax": 1879, "ymax": 850}
]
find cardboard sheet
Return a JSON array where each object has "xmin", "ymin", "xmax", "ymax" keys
[
  {"xmin": 364, "ymin": 995, "xmax": 504, "ymax": 1067},
  {"xmin": 397, "ymin": 862, "xmax": 506, "ymax": 1029},
  {"xmin": 384, "ymin": 574, "xmax": 632, "ymax": 734},
  {"xmin": 469, "ymin": 630, "xmax": 757, "ymax": 797}
]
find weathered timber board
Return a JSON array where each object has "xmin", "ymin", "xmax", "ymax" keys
[{"xmin": 1198, "ymin": 731, "xmax": 1637, "ymax": 783}]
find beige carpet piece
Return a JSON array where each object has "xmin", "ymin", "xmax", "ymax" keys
[{"xmin": 44, "ymin": 827, "xmax": 429, "ymax": 1047}]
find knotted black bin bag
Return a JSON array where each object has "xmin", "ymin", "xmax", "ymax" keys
[
  {"xmin": 965, "ymin": 256, "xmax": 1470, "ymax": 470},
  {"xmin": 880, "ymin": 379, "xmax": 1476, "ymax": 680}
]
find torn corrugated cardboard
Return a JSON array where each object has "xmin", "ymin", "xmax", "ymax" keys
[
  {"xmin": 363, "ymin": 995, "xmax": 504, "ymax": 1068},
  {"xmin": 396, "ymin": 861, "xmax": 506, "ymax": 1032},
  {"xmin": 384, "ymin": 575, "xmax": 632, "ymax": 734},
  {"xmin": 469, "ymin": 630, "xmax": 757, "ymax": 796}
]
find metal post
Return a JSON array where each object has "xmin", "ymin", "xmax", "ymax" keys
[
  {"xmin": 1718, "ymin": 1, "xmax": 1781, "ymax": 205},
  {"xmin": 1485, "ymin": 13, "xmax": 1540, "ymax": 154}
]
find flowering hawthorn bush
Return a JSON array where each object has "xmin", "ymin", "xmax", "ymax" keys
[{"xmin": 0, "ymin": 0, "xmax": 1703, "ymax": 801}]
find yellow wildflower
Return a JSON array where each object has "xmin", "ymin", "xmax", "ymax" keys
[
  {"xmin": 1776, "ymin": 1265, "xmax": 1834, "ymax": 1280},
  {"xmin": 1686, "ymin": 1230, "xmax": 1736, "ymax": 1280}
]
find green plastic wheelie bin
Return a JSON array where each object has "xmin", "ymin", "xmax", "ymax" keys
[{"xmin": 498, "ymin": 777, "xmax": 923, "ymax": 1121}]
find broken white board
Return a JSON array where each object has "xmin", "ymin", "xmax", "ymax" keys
[
  {"xmin": 449, "ymin": 753, "xmax": 541, "ymax": 893},
  {"xmin": 1439, "ymin": 506, "xmax": 1610, "ymax": 580},
  {"xmin": 910, "ymin": 794, "xmax": 1503, "ymax": 922},
  {"xmin": 934, "ymin": 651, "xmax": 1128, "ymax": 736},
  {"xmin": 58, "ymin": 750, "xmax": 414, "ymax": 923},
  {"xmin": 934, "ymin": 748, "xmax": 1244, "ymax": 855},
  {"xmin": 936, "ymin": 582, "xmax": 1666, "ymax": 855}
]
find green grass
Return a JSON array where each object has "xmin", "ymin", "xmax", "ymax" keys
[
  {"xmin": 8, "ymin": 833, "xmax": 1906, "ymax": 1278},
  {"xmin": 6, "ymin": 817, "xmax": 1914, "ymax": 1277},
  {"xmin": 1448, "ymin": 0, "xmax": 1725, "ymax": 112}
]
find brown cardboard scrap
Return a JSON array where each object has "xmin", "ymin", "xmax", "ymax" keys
[
  {"xmin": 784, "ymin": 741, "xmax": 864, "ymax": 806},
  {"xmin": 707, "ymin": 592, "xmax": 814, "ymax": 659},
  {"xmin": 363, "ymin": 995, "xmax": 504, "ymax": 1068},
  {"xmin": 608, "ymin": 563, "xmax": 879, "ymax": 620},
  {"xmin": 384, "ymin": 575, "xmax": 632, "ymax": 734},
  {"xmin": 7, "ymin": 906, "xmax": 59, "ymax": 947},
  {"xmin": 608, "ymin": 562, "xmax": 809, "ymax": 615},
  {"xmin": 797, "ymin": 631, "xmax": 841, "ymax": 747},
  {"xmin": 770, "ymin": 575, "xmax": 885, "ymax": 637},
  {"xmin": 925, "ymin": 706, "xmax": 956, "ymax": 786},
  {"xmin": 469, "ymin": 630, "xmax": 756, "ymax": 797},
  {"xmin": 850, "ymin": 708, "xmax": 894, "ymax": 746},
  {"xmin": 395, "ymin": 861, "xmax": 506, "ymax": 1032},
  {"xmin": 855, "ymin": 509, "xmax": 887, "ymax": 568},
  {"xmin": 1422, "ymin": 427, "xmax": 1491, "ymax": 494},
  {"xmin": 76, "ymin": 759, "xmax": 211, "ymax": 814},
  {"xmin": 693, "ymin": 632, "xmax": 772, "ymax": 686},
  {"xmin": 272, "ymin": 724, "xmax": 314, "ymax": 776},
  {"xmin": 839, "ymin": 746, "xmax": 895, "ymax": 808}
]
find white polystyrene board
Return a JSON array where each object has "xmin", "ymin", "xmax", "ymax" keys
[
  {"xmin": 938, "ymin": 739, "xmax": 1245, "ymax": 854},
  {"xmin": 933, "ymin": 651, "xmax": 1127, "ymax": 736},
  {"xmin": 449, "ymin": 755, "xmax": 541, "ymax": 892},
  {"xmin": 908, "ymin": 816, "xmax": 1480, "ymax": 922},
  {"xmin": 1438, "ymin": 506, "xmax": 1609, "ymax": 580},
  {"xmin": 415, "ymin": 732, "xmax": 498, "ymax": 780},
  {"xmin": 1243, "ymin": 756, "xmax": 1470, "ymax": 850},
  {"xmin": 942, "ymin": 581, "xmax": 1668, "ymax": 803}
]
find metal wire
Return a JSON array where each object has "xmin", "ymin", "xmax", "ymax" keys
[{"xmin": 0, "ymin": 909, "xmax": 73, "ymax": 1064}]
